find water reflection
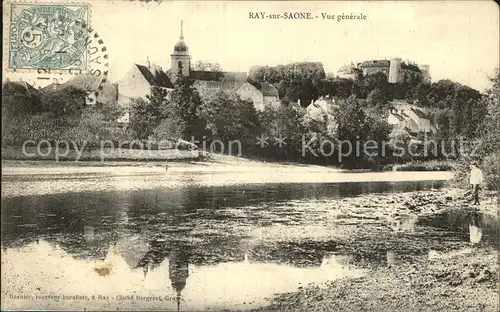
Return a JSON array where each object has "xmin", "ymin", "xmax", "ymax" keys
[
  {"xmin": 1, "ymin": 238, "xmax": 366, "ymax": 311},
  {"xmin": 2, "ymin": 180, "xmax": 454, "ymax": 310},
  {"xmin": 417, "ymin": 208, "xmax": 498, "ymax": 244}
]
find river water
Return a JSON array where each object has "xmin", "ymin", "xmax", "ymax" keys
[{"xmin": 1, "ymin": 171, "xmax": 496, "ymax": 311}]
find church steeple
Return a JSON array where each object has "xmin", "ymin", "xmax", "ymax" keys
[
  {"xmin": 180, "ymin": 20, "xmax": 184, "ymax": 40},
  {"xmin": 171, "ymin": 20, "xmax": 191, "ymax": 82}
]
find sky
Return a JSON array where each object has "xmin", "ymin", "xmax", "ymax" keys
[{"xmin": 3, "ymin": 0, "xmax": 499, "ymax": 92}]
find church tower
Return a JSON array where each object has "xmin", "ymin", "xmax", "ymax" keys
[{"xmin": 170, "ymin": 21, "xmax": 191, "ymax": 82}]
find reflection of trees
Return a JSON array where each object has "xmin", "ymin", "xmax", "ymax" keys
[{"xmin": 1, "ymin": 192, "xmax": 131, "ymax": 259}]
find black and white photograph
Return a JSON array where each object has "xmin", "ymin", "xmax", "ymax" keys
[{"xmin": 1, "ymin": 0, "xmax": 499, "ymax": 311}]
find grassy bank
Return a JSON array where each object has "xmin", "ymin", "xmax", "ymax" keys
[{"xmin": 383, "ymin": 160, "xmax": 457, "ymax": 172}]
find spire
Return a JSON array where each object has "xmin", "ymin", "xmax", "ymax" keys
[{"xmin": 180, "ymin": 20, "xmax": 184, "ymax": 40}]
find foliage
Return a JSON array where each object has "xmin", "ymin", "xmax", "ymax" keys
[
  {"xmin": 388, "ymin": 128, "xmax": 413, "ymax": 162},
  {"xmin": 128, "ymin": 86, "xmax": 174, "ymax": 139},
  {"xmin": 1, "ymin": 83, "xmax": 43, "ymax": 117},
  {"xmin": 482, "ymin": 153, "xmax": 500, "ymax": 191},
  {"xmin": 249, "ymin": 62, "xmax": 326, "ymax": 107},
  {"xmin": 152, "ymin": 117, "xmax": 186, "ymax": 142},
  {"xmin": 449, "ymin": 68, "xmax": 499, "ymax": 190},
  {"xmin": 94, "ymin": 101, "xmax": 125, "ymax": 122},
  {"xmin": 479, "ymin": 68, "xmax": 500, "ymax": 156},
  {"xmin": 335, "ymin": 96, "xmax": 391, "ymax": 168},
  {"xmin": 198, "ymin": 90, "xmax": 259, "ymax": 145},
  {"xmin": 2, "ymin": 113, "xmax": 70, "ymax": 145},
  {"xmin": 65, "ymin": 108, "xmax": 131, "ymax": 146},
  {"xmin": 40, "ymin": 85, "xmax": 87, "ymax": 120},
  {"xmin": 366, "ymin": 88, "xmax": 388, "ymax": 108},
  {"xmin": 258, "ymin": 104, "xmax": 308, "ymax": 160},
  {"xmin": 169, "ymin": 75, "xmax": 205, "ymax": 139}
]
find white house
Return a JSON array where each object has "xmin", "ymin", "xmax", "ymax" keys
[
  {"xmin": 306, "ymin": 96, "xmax": 338, "ymax": 122},
  {"xmin": 388, "ymin": 106, "xmax": 435, "ymax": 134},
  {"xmin": 237, "ymin": 81, "xmax": 280, "ymax": 111}
]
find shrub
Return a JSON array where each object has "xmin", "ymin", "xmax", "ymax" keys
[{"xmin": 483, "ymin": 153, "xmax": 500, "ymax": 191}]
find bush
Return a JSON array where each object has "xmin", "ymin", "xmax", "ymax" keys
[
  {"xmin": 383, "ymin": 160, "xmax": 456, "ymax": 172},
  {"xmin": 483, "ymin": 153, "xmax": 500, "ymax": 191},
  {"xmin": 450, "ymin": 159, "xmax": 472, "ymax": 189},
  {"xmin": 450, "ymin": 155, "xmax": 499, "ymax": 191}
]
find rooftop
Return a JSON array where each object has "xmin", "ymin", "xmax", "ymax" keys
[{"xmin": 135, "ymin": 64, "xmax": 174, "ymax": 89}]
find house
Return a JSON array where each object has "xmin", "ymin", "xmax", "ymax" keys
[
  {"xmin": 43, "ymin": 75, "xmax": 118, "ymax": 105},
  {"xmin": 309, "ymin": 96, "xmax": 338, "ymax": 114},
  {"xmin": 117, "ymin": 63, "xmax": 174, "ymax": 108},
  {"xmin": 236, "ymin": 81, "xmax": 280, "ymax": 111},
  {"xmin": 305, "ymin": 96, "xmax": 338, "ymax": 121},
  {"xmin": 388, "ymin": 106, "xmax": 435, "ymax": 134}
]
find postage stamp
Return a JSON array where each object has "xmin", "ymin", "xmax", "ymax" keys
[{"xmin": 8, "ymin": 3, "xmax": 90, "ymax": 70}]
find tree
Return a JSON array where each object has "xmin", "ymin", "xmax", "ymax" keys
[
  {"xmin": 480, "ymin": 68, "xmax": 500, "ymax": 156},
  {"xmin": 366, "ymin": 88, "xmax": 388, "ymax": 108},
  {"xmin": 40, "ymin": 85, "xmax": 87, "ymax": 124},
  {"xmin": 193, "ymin": 61, "xmax": 222, "ymax": 72},
  {"xmin": 335, "ymin": 96, "xmax": 391, "ymax": 168},
  {"xmin": 129, "ymin": 86, "xmax": 171, "ymax": 139},
  {"xmin": 2, "ymin": 82, "xmax": 43, "ymax": 117},
  {"xmin": 388, "ymin": 128, "xmax": 413, "ymax": 163},
  {"xmin": 199, "ymin": 91, "xmax": 259, "ymax": 141},
  {"xmin": 170, "ymin": 74, "xmax": 204, "ymax": 140},
  {"xmin": 249, "ymin": 62, "xmax": 326, "ymax": 107},
  {"xmin": 361, "ymin": 72, "xmax": 389, "ymax": 98},
  {"xmin": 258, "ymin": 104, "xmax": 307, "ymax": 160},
  {"xmin": 94, "ymin": 101, "xmax": 125, "ymax": 121}
]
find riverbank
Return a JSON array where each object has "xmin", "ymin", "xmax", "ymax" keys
[
  {"xmin": 1, "ymin": 158, "xmax": 453, "ymax": 198},
  {"xmin": 254, "ymin": 190, "xmax": 499, "ymax": 312},
  {"xmin": 3, "ymin": 146, "xmax": 458, "ymax": 173},
  {"xmin": 383, "ymin": 160, "xmax": 457, "ymax": 172}
]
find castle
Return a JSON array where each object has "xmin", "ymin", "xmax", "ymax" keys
[{"xmin": 337, "ymin": 58, "xmax": 431, "ymax": 83}]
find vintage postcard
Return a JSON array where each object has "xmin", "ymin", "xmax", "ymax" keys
[{"xmin": 1, "ymin": 0, "xmax": 499, "ymax": 311}]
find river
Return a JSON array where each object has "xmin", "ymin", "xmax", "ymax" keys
[{"xmin": 1, "ymin": 169, "xmax": 496, "ymax": 311}]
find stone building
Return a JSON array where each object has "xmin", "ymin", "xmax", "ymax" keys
[
  {"xmin": 236, "ymin": 81, "xmax": 280, "ymax": 111},
  {"xmin": 338, "ymin": 58, "xmax": 431, "ymax": 83}
]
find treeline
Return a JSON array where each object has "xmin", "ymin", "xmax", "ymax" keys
[
  {"xmin": 2, "ymin": 83, "xmax": 129, "ymax": 147},
  {"xmin": 248, "ymin": 63, "xmax": 487, "ymax": 147},
  {"xmin": 2, "ymin": 64, "xmax": 498, "ymax": 180},
  {"xmin": 128, "ymin": 75, "xmax": 392, "ymax": 168}
]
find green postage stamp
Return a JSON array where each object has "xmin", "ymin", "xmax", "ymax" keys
[{"xmin": 8, "ymin": 3, "xmax": 90, "ymax": 70}]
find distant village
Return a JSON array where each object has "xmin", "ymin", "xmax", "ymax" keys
[{"xmin": 4, "ymin": 21, "xmax": 438, "ymax": 137}]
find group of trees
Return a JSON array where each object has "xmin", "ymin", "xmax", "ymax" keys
[
  {"xmin": 2, "ymin": 82, "xmax": 127, "ymax": 147},
  {"xmin": 128, "ymin": 72, "xmax": 392, "ymax": 167},
  {"xmin": 248, "ymin": 63, "xmax": 490, "ymax": 158},
  {"xmin": 3, "ymin": 61, "xmax": 497, "ymax": 173}
]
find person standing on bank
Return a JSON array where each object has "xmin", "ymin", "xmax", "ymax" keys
[{"xmin": 469, "ymin": 162, "xmax": 484, "ymax": 205}]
